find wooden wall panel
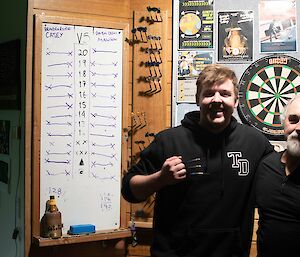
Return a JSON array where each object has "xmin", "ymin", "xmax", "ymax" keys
[
  {"xmin": 250, "ymin": 243, "xmax": 257, "ymax": 257},
  {"xmin": 125, "ymin": 3, "xmax": 173, "ymax": 257},
  {"xmin": 125, "ymin": 8, "xmax": 169, "ymax": 231},
  {"xmin": 131, "ymin": 9, "xmax": 169, "ymax": 143},
  {"xmin": 33, "ymin": 0, "xmax": 131, "ymax": 18},
  {"xmin": 165, "ymin": 62, "xmax": 173, "ymax": 84},
  {"xmin": 32, "ymin": 9, "xmax": 130, "ymax": 23},
  {"xmin": 130, "ymin": 0, "xmax": 172, "ymax": 13},
  {"xmin": 167, "ymin": 17, "xmax": 173, "ymax": 40}
]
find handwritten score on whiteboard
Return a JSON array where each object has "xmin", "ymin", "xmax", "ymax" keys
[{"xmin": 40, "ymin": 23, "xmax": 123, "ymax": 233}]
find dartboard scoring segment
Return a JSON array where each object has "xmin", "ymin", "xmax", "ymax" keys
[{"xmin": 238, "ymin": 55, "xmax": 300, "ymax": 140}]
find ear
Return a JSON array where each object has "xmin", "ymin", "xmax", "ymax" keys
[
  {"xmin": 234, "ymin": 97, "xmax": 239, "ymax": 108},
  {"xmin": 195, "ymin": 94, "xmax": 199, "ymax": 106}
]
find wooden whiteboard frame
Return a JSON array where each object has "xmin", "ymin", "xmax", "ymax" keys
[{"xmin": 32, "ymin": 13, "xmax": 131, "ymax": 246}]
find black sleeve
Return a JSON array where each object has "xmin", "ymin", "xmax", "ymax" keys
[
  {"xmin": 263, "ymin": 136, "xmax": 275, "ymax": 156},
  {"xmin": 121, "ymin": 134, "xmax": 165, "ymax": 203}
]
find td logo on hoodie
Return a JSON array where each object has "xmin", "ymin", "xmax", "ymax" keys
[{"xmin": 227, "ymin": 152, "xmax": 249, "ymax": 176}]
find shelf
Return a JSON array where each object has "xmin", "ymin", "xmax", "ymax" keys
[{"xmin": 33, "ymin": 228, "xmax": 131, "ymax": 247}]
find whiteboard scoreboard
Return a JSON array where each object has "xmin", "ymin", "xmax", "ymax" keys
[{"xmin": 40, "ymin": 23, "xmax": 123, "ymax": 233}]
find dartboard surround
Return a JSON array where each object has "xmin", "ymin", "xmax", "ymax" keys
[{"xmin": 238, "ymin": 55, "xmax": 300, "ymax": 140}]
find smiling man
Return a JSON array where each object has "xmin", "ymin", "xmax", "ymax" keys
[
  {"xmin": 122, "ymin": 64, "xmax": 273, "ymax": 257},
  {"xmin": 255, "ymin": 95, "xmax": 300, "ymax": 257}
]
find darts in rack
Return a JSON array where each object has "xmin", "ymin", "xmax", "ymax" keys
[
  {"xmin": 147, "ymin": 6, "xmax": 163, "ymax": 23},
  {"xmin": 125, "ymin": 5, "xmax": 164, "ymax": 95},
  {"xmin": 123, "ymin": 5, "xmax": 164, "ymax": 174},
  {"xmin": 128, "ymin": 111, "xmax": 147, "ymax": 136},
  {"xmin": 139, "ymin": 6, "xmax": 163, "ymax": 24},
  {"xmin": 125, "ymin": 27, "xmax": 148, "ymax": 45},
  {"xmin": 138, "ymin": 35, "xmax": 163, "ymax": 96},
  {"xmin": 124, "ymin": 7, "xmax": 166, "ymax": 224}
]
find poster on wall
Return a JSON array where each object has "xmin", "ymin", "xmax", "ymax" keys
[
  {"xmin": 259, "ymin": 0, "xmax": 297, "ymax": 53},
  {"xmin": 0, "ymin": 120, "xmax": 10, "ymax": 192},
  {"xmin": 178, "ymin": 0, "xmax": 214, "ymax": 49},
  {"xmin": 0, "ymin": 155, "xmax": 11, "ymax": 193},
  {"xmin": 177, "ymin": 51, "xmax": 213, "ymax": 102},
  {"xmin": 217, "ymin": 11, "xmax": 253, "ymax": 63},
  {"xmin": 0, "ymin": 120, "xmax": 10, "ymax": 155},
  {"xmin": 175, "ymin": 103, "xmax": 199, "ymax": 126}
]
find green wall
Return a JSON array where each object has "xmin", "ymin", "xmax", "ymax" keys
[{"xmin": 0, "ymin": 0, "xmax": 27, "ymax": 257}]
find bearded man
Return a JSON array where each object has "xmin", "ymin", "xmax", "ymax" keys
[{"xmin": 255, "ymin": 94, "xmax": 300, "ymax": 257}]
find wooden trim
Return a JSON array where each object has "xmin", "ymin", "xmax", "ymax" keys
[
  {"xmin": 34, "ymin": 13, "xmax": 131, "ymax": 30},
  {"xmin": 120, "ymin": 17, "xmax": 131, "ymax": 230},
  {"xmin": 33, "ymin": 228, "xmax": 131, "ymax": 247},
  {"xmin": 25, "ymin": 0, "xmax": 35, "ymax": 256},
  {"xmin": 128, "ymin": 218, "xmax": 153, "ymax": 229},
  {"xmin": 33, "ymin": 0, "xmax": 131, "ymax": 19},
  {"xmin": 32, "ymin": 13, "xmax": 43, "ymax": 237}
]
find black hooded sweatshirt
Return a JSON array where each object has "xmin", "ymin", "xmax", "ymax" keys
[{"xmin": 122, "ymin": 111, "xmax": 273, "ymax": 257}]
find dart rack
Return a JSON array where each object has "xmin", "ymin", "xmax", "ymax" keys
[{"xmin": 126, "ymin": 9, "xmax": 168, "ymax": 228}]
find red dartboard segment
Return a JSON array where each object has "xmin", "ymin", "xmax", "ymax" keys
[{"xmin": 238, "ymin": 54, "xmax": 300, "ymax": 140}]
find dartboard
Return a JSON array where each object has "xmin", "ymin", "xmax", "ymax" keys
[{"xmin": 238, "ymin": 54, "xmax": 300, "ymax": 140}]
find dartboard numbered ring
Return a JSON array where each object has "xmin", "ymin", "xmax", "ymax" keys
[{"xmin": 238, "ymin": 54, "xmax": 300, "ymax": 140}]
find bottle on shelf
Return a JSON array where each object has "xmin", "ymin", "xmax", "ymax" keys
[{"xmin": 41, "ymin": 195, "xmax": 63, "ymax": 239}]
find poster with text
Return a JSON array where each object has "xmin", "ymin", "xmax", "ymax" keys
[
  {"xmin": 179, "ymin": 0, "xmax": 214, "ymax": 49},
  {"xmin": 259, "ymin": 0, "xmax": 297, "ymax": 53},
  {"xmin": 0, "ymin": 120, "xmax": 10, "ymax": 154},
  {"xmin": 218, "ymin": 11, "xmax": 253, "ymax": 63},
  {"xmin": 175, "ymin": 103, "xmax": 199, "ymax": 126},
  {"xmin": 177, "ymin": 51, "xmax": 213, "ymax": 102}
]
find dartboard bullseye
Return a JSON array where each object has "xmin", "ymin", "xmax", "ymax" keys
[{"xmin": 238, "ymin": 54, "xmax": 300, "ymax": 140}]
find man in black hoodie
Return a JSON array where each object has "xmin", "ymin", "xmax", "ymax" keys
[
  {"xmin": 122, "ymin": 64, "xmax": 273, "ymax": 257},
  {"xmin": 255, "ymin": 95, "xmax": 300, "ymax": 257}
]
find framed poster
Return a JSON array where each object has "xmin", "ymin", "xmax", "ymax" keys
[
  {"xmin": 0, "ymin": 110, "xmax": 19, "ymax": 194},
  {"xmin": 0, "ymin": 120, "xmax": 10, "ymax": 155},
  {"xmin": 0, "ymin": 40, "xmax": 21, "ymax": 109},
  {"xmin": 177, "ymin": 51, "xmax": 213, "ymax": 102},
  {"xmin": 175, "ymin": 103, "xmax": 199, "ymax": 126},
  {"xmin": 259, "ymin": 0, "xmax": 297, "ymax": 53},
  {"xmin": 178, "ymin": 0, "xmax": 214, "ymax": 49},
  {"xmin": 0, "ymin": 155, "xmax": 11, "ymax": 193},
  {"xmin": 217, "ymin": 11, "xmax": 253, "ymax": 63}
]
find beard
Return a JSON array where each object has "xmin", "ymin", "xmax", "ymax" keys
[{"xmin": 286, "ymin": 131, "xmax": 300, "ymax": 157}]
